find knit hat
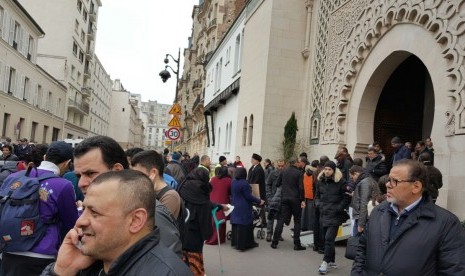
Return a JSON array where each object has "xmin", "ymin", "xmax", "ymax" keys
[
  {"xmin": 171, "ymin": 152, "xmax": 181, "ymax": 161},
  {"xmin": 324, "ymin": 161, "xmax": 336, "ymax": 171},
  {"xmin": 46, "ymin": 141, "xmax": 74, "ymax": 164},
  {"xmin": 251, "ymin": 153, "xmax": 262, "ymax": 162},
  {"xmin": 391, "ymin": 136, "xmax": 402, "ymax": 144}
]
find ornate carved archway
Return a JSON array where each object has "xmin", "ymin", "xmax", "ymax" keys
[{"xmin": 320, "ymin": 0, "xmax": 465, "ymax": 144}]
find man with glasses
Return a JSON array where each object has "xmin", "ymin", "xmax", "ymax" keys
[{"xmin": 351, "ymin": 159, "xmax": 465, "ymax": 275}]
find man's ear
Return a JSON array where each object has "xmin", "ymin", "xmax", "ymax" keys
[
  {"xmin": 149, "ymin": 168, "xmax": 159, "ymax": 180},
  {"xmin": 128, "ymin": 208, "xmax": 148, "ymax": 233},
  {"xmin": 112, "ymin": 163, "xmax": 124, "ymax": 171},
  {"xmin": 412, "ymin": 180, "xmax": 423, "ymax": 195}
]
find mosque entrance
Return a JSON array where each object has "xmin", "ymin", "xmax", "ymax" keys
[{"xmin": 373, "ymin": 55, "xmax": 434, "ymax": 162}]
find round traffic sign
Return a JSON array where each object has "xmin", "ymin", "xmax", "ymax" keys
[{"xmin": 166, "ymin": 127, "xmax": 181, "ymax": 140}]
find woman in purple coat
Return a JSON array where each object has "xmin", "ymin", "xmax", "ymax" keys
[{"xmin": 230, "ymin": 167, "xmax": 264, "ymax": 251}]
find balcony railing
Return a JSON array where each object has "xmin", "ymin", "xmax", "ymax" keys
[{"xmin": 68, "ymin": 99, "xmax": 89, "ymax": 114}]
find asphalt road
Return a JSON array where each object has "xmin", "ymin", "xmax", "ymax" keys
[{"xmin": 203, "ymin": 223, "xmax": 353, "ymax": 276}]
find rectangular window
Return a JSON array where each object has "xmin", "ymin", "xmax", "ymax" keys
[
  {"xmin": 37, "ymin": 84, "xmax": 43, "ymax": 107},
  {"xmin": 71, "ymin": 65, "xmax": 76, "ymax": 80},
  {"xmin": 8, "ymin": 68, "xmax": 16, "ymax": 94},
  {"xmin": 47, "ymin": 91, "xmax": 52, "ymax": 112},
  {"xmin": 52, "ymin": 127, "xmax": 59, "ymax": 141},
  {"xmin": 43, "ymin": 125, "xmax": 49, "ymax": 143},
  {"xmin": 81, "ymin": 30, "xmax": 85, "ymax": 43},
  {"xmin": 31, "ymin": 121, "xmax": 38, "ymax": 142},
  {"xmin": 79, "ymin": 50, "xmax": 84, "ymax": 63},
  {"xmin": 27, "ymin": 36, "xmax": 33, "ymax": 60},
  {"xmin": 73, "ymin": 41, "xmax": 78, "ymax": 56},
  {"xmin": 2, "ymin": 113, "xmax": 10, "ymax": 137},
  {"xmin": 23, "ymin": 77, "xmax": 29, "ymax": 101},
  {"xmin": 0, "ymin": 6, "xmax": 4, "ymax": 37},
  {"xmin": 75, "ymin": 20, "xmax": 79, "ymax": 34},
  {"xmin": 13, "ymin": 22, "xmax": 20, "ymax": 50}
]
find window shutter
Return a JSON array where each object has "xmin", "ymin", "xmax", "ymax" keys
[
  {"xmin": 2, "ymin": 12, "xmax": 10, "ymax": 42},
  {"xmin": 8, "ymin": 18, "xmax": 14, "ymax": 46},
  {"xmin": 32, "ymin": 83, "xmax": 38, "ymax": 106},
  {"xmin": 3, "ymin": 65, "xmax": 9, "ymax": 92},
  {"xmin": 16, "ymin": 73, "xmax": 24, "ymax": 99},
  {"xmin": 0, "ymin": 60, "xmax": 3, "ymax": 91}
]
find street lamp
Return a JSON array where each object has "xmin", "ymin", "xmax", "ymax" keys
[{"xmin": 159, "ymin": 48, "xmax": 180, "ymax": 103}]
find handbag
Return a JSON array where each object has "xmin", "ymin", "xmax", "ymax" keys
[{"xmin": 345, "ymin": 234, "xmax": 360, "ymax": 260}]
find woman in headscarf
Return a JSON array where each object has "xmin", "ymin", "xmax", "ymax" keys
[
  {"xmin": 206, "ymin": 166, "xmax": 232, "ymax": 245},
  {"xmin": 230, "ymin": 167, "xmax": 264, "ymax": 251}
]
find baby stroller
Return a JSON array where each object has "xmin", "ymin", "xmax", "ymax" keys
[
  {"xmin": 253, "ymin": 205, "xmax": 266, "ymax": 239},
  {"xmin": 226, "ymin": 204, "xmax": 266, "ymax": 240}
]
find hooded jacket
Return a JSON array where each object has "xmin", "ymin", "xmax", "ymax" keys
[
  {"xmin": 315, "ymin": 168, "xmax": 350, "ymax": 227},
  {"xmin": 350, "ymin": 172, "xmax": 380, "ymax": 228}
]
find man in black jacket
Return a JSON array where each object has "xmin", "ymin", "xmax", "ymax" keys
[
  {"xmin": 42, "ymin": 170, "xmax": 191, "ymax": 275},
  {"xmin": 351, "ymin": 159, "xmax": 465, "ymax": 275},
  {"xmin": 271, "ymin": 157, "xmax": 306, "ymax": 251},
  {"xmin": 365, "ymin": 148, "xmax": 387, "ymax": 181},
  {"xmin": 248, "ymin": 153, "xmax": 266, "ymax": 225}
]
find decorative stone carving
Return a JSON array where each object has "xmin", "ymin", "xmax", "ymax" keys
[{"xmin": 318, "ymin": 0, "xmax": 465, "ymax": 144}]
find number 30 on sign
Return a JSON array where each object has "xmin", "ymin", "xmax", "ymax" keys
[{"xmin": 166, "ymin": 127, "xmax": 181, "ymax": 140}]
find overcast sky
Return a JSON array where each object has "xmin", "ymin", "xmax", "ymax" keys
[{"xmin": 95, "ymin": 0, "xmax": 198, "ymax": 104}]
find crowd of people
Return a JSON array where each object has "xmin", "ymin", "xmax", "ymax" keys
[{"xmin": 0, "ymin": 135, "xmax": 464, "ymax": 275}]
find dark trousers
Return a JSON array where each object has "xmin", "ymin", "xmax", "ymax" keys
[
  {"xmin": 314, "ymin": 207, "xmax": 324, "ymax": 249},
  {"xmin": 2, "ymin": 253, "xmax": 54, "ymax": 276},
  {"xmin": 322, "ymin": 226, "xmax": 339, "ymax": 263},
  {"xmin": 272, "ymin": 198, "xmax": 302, "ymax": 245}
]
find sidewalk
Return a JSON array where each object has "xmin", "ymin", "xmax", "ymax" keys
[{"xmin": 203, "ymin": 223, "xmax": 353, "ymax": 276}]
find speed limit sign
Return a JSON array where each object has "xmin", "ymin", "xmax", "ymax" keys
[{"xmin": 166, "ymin": 127, "xmax": 181, "ymax": 140}]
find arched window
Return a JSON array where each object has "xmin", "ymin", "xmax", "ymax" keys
[
  {"xmin": 248, "ymin": 114, "xmax": 254, "ymax": 146},
  {"xmin": 311, "ymin": 119, "xmax": 319, "ymax": 138},
  {"xmin": 234, "ymin": 34, "xmax": 241, "ymax": 73},
  {"xmin": 242, "ymin": 117, "xmax": 247, "ymax": 146}
]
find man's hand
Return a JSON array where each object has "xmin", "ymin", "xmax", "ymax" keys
[
  {"xmin": 357, "ymin": 225, "xmax": 364, "ymax": 233},
  {"xmin": 301, "ymin": 201, "xmax": 306, "ymax": 208},
  {"xmin": 259, "ymin": 200, "xmax": 265, "ymax": 206},
  {"xmin": 53, "ymin": 228, "xmax": 96, "ymax": 276}
]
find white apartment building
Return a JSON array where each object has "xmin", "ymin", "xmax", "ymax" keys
[
  {"xmin": 204, "ymin": 10, "xmax": 244, "ymax": 162},
  {"xmin": 88, "ymin": 55, "xmax": 111, "ymax": 136},
  {"xmin": 141, "ymin": 100, "xmax": 171, "ymax": 152},
  {"xmin": 0, "ymin": 0, "xmax": 66, "ymax": 143},
  {"xmin": 108, "ymin": 79, "xmax": 144, "ymax": 149},
  {"xmin": 18, "ymin": 0, "xmax": 102, "ymax": 139}
]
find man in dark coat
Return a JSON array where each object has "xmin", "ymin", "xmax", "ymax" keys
[
  {"xmin": 248, "ymin": 153, "xmax": 266, "ymax": 225},
  {"xmin": 270, "ymin": 157, "xmax": 306, "ymax": 251},
  {"xmin": 365, "ymin": 148, "xmax": 387, "ymax": 181},
  {"xmin": 391, "ymin": 136, "xmax": 411, "ymax": 164},
  {"xmin": 1, "ymin": 145, "xmax": 19, "ymax": 161},
  {"xmin": 315, "ymin": 161, "xmax": 350, "ymax": 274},
  {"xmin": 265, "ymin": 159, "xmax": 285, "ymax": 241},
  {"xmin": 419, "ymin": 152, "xmax": 442, "ymax": 203},
  {"xmin": 351, "ymin": 159, "xmax": 465, "ymax": 275},
  {"xmin": 335, "ymin": 147, "xmax": 353, "ymax": 182},
  {"xmin": 415, "ymin": 140, "xmax": 434, "ymax": 165}
]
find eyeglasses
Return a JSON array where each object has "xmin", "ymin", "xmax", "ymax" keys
[{"xmin": 387, "ymin": 178, "xmax": 415, "ymax": 187}]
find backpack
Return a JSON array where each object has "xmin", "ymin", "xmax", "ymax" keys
[
  {"xmin": 157, "ymin": 185, "xmax": 189, "ymax": 245},
  {"xmin": 0, "ymin": 166, "xmax": 58, "ymax": 252},
  {"xmin": 163, "ymin": 173, "xmax": 178, "ymax": 190}
]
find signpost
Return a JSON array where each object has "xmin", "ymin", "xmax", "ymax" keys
[
  {"xmin": 166, "ymin": 103, "xmax": 182, "ymax": 153},
  {"xmin": 166, "ymin": 127, "xmax": 181, "ymax": 140}
]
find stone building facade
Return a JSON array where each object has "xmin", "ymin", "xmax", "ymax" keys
[
  {"xmin": 174, "ymin": 0, "xmax": 246, "ymax": 156},
  {"xmin": 0, "ymin": 0, "xmax": 67, "ymax": 143},
  {"xmin": 230, "ymin": 0, "xmax": 465, "ymax": 219}
]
